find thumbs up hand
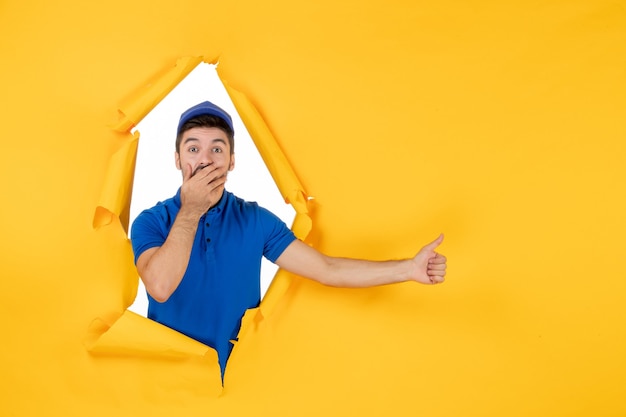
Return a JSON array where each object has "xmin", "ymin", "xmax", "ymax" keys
[{"xmin": 411, "ymin": 234, "xmax": 447, "ymax": 285}]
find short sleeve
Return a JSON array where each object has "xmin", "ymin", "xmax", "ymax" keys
[
  {"xmin": 130, "ymin": 210, "xmax": 169, "ymax": 264},
  {"xmin": 259, "ymin": 207, "xmax": 297, "ymax": 262}
]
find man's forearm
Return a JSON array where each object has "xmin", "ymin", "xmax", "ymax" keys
[
  {"xmin": 319, "ymin": 256, "xmax": 413, "ymax": 288},
  {"xmin": 136, "ymin": 208, "xmax": 201, "ymax": 302},
  {"xmin": 276, "ymin": 240, "xmax": 414, "ymax": 288}
]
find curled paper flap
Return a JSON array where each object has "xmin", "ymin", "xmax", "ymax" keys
[
  {"xmin": 221, "ymin": 80, "xmax": 311, "ymax": 233},
  {"xmin": 111, "ymin": 56, "xmax": 204, "ymax": 132},
  {"xmin": 85, "ymin": 310, "xmax": 215, "ymax": 360},
  {"xmin": 93, "ymin": 131, "xmax": 139, "ymax": 230}
]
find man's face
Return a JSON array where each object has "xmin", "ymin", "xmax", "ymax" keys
[{"xmin": 175, "ymin": 126, "xmax": 235, "ymax": 178}]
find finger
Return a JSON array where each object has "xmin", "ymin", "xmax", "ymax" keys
[
  {"xmin": 193, "ymin": 163, "xmax": 218, "ymax": 179},
  {"xmin": 207, "ymin": 171, "xmax": 228, "ymax": 183},
  {"xmin": 428, "ymin": 271, "xmax": 446, "ymax": 280},
  {"xmin": 426, "ymin": 270, "xmax": 446, "ymax": 277},
  {"xmin": 207, "ymin": 177, "xmax": 228, "ymax": 194},
  {"xmin": 428, "ymin": 272, "xmax": 445, "ymax": 283},
  {"xmin": 428, "ymin": 275, "xmax": 445, "ymax": 284},
  {"xmin": 207, "ymin": 173, "xmax": 228, "ymax": 186},
  {"xmin": 182, "ymin": 164, "xmax": 194, "ymax": 182},
  {"xmin": 428, "ymin": 274, "xmax": 445, "ymax": 283},
  {"xmin": 428, "ymin": 254, "xmax": 447, "ymax": 264},
  {"xmin": 428, "ymin": 264, "xmax": 446, "ymax": 275},
  {"xmin": 427, "ymin": 263, "xmax": 446, "ymax": 272},
  {"xmin": 421, "ymin": 233, "xmax": 444, "ymax": 253}
]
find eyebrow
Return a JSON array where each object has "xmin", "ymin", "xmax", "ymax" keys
[{"xmin": 182, "ymin": 137, "xmax": 227, "ymax": 146}]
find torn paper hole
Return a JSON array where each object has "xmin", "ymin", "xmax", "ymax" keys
[{"xmin": 128, "ymin": 63, "xmax": 296, "ymax": 316}]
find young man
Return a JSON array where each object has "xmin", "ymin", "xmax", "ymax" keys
[{"xmin": 130, "ymin": 101, "xmax": 447, "ymax": 376}]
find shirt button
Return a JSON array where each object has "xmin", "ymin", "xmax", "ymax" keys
[
  {"xmin": 205, "ymin": 222, "xmax": 210, "ymax": 227},
  {"xmin": 206, "ymin": 238, "xmax": 211, "ymax": 243}
]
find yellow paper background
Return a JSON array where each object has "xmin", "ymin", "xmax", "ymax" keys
[{"xmin": 1, "ymin": 1, "xmax": 625, "ymax": 416}]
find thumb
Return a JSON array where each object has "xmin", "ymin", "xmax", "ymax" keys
[{"xmin": 421, "ymin": 233, "xmax": 444, "ymax": 253}]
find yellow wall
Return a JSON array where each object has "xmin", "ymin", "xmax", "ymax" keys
[{"xmin": 1, "ymin": 1, "xmax": 624, "ymax": 415}]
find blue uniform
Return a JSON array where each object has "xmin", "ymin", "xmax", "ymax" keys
[{"xmin": 130, "ymin": 189, "xmax": 296, "ymax": 375}]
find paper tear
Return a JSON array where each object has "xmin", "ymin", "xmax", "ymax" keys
[
  {"xmin": 111, "ymin": 56, "xmax": 204, "ymax": 132},
  {"xmin": 90, "ymin": 57, "xmax": 314, "ymax": 378},
  {"xmin": 93, "ymin": 132, "xmax": 139, "ymax": 231},
  {"xmin": 85, "ymin": 310, "xmax": 215, "ymax": 360}
]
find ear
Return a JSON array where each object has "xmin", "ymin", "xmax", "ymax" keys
[
  {"xmin": 228, "ymin": 153, "xmax": 235, "ymax": 171},
  {"xmin": 175, "ymin": 151, "xmax": 181, "ymax": 170}
]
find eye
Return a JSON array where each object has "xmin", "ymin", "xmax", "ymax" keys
[
  {"xmin": 188, "ymin": 146, "xmax": 198, "ymax": 153},
  {"xmin": 212, "ymin": 147, "xmax": 223, "ymax": 153}
]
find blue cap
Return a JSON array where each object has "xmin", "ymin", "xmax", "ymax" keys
[{"xmin": 177, "ymin": 101, "xmax": 234, "ymax": 134}]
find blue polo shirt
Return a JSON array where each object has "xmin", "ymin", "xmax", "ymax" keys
[{"xmin": 130, "ymin": 189, "xmax": 296, "ymax": 375}]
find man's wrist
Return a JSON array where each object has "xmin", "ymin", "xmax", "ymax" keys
[
  {"xmin": 176, "ymin": 206, "xmax": 204, "ymax": 225},
  {"xmin": 401, "ymin": 258, "xmax": 416, "ymax": 283}
]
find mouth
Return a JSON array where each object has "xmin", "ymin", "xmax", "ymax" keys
[
  {"xmin": 192, "ymin": 164, "xmax": 228, "ymax": 181},
  {"xmin": 192, "ymin": 164, "xmax": 209, "ymax": 176}
]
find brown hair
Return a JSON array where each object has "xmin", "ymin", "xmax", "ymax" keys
[{"xmin": 175, "ymin": 114, "xmax": 235, "ymax": 154}]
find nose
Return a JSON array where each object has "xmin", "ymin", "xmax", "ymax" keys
[{"xmin": 199, "ymin": 148, "xmax": 215, "ymax": 166}]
